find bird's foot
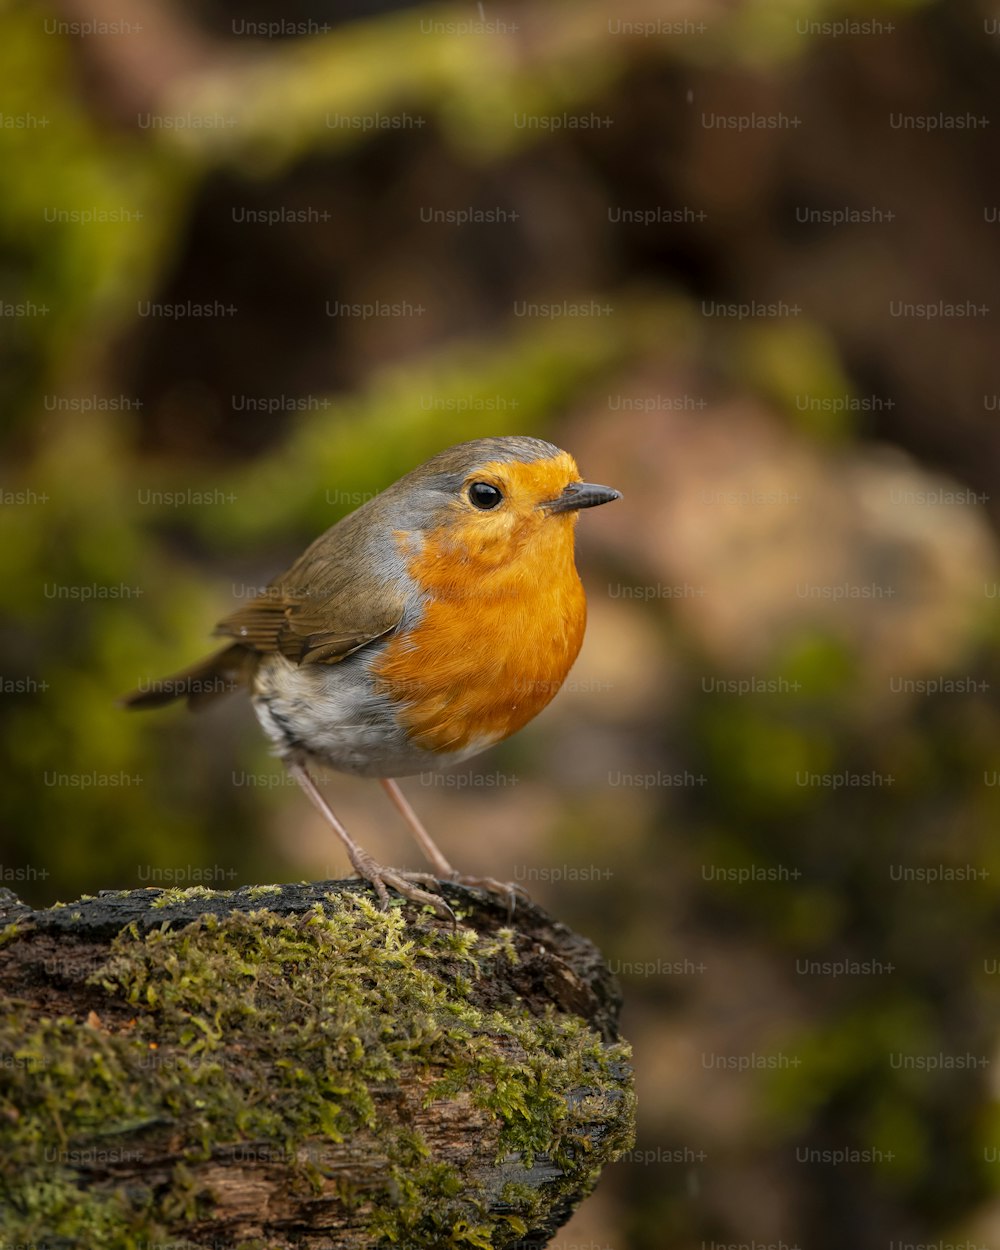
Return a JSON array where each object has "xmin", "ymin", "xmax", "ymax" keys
[
  {"xmin": 347, "ymin": 848, "xmax": 454, "ymax": 923},
  {"xmin": 446, "ymin": 873, "xmax": 530, "ymax": 919}
]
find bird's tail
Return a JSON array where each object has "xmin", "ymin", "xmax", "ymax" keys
[{"xmin": 118, "ymin": 644, "xmax": 254, "ymax": 711}]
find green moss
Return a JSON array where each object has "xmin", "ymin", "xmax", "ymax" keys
[
  {"xmin": 244, "ymin": 883, "xmax": 282, "ymax": 899},
  {"xmin": 369, "ymin": 1159, "xmax": 497, "ymax": 1247},
  {"xmin": 149, "ymin": 884, "xmax": 230, "ymax": 908},
  {"xmin": 0, "ymin": 895, "xmax": 633, "ymax": 1247}
]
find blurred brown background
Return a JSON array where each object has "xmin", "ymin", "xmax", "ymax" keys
[{"xmin": 2, "ymin": 0, "xmax": 1000, "ymax": 1246}]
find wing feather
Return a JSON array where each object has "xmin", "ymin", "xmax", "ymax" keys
[{"xmin": 214, "ymin": 506, "xmax": 406, "ymax": 665}]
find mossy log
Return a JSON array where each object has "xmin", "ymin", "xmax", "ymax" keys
[{"xmin": 0, "ymin": 881, "xmax": 634, "ymax": 1249}]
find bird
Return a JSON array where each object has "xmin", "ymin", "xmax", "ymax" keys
[{"xmin": 121, "ymin": 436, "xmax": 621, "ymax": 918}]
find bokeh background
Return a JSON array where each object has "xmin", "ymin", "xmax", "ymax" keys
[{"xmin": 3, "ymin": 0, "xmax": 1000, "ymax": 1245}]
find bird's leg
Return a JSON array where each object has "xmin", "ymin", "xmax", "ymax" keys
[
  {"xmin": 379, "ymin": 778, "xmax": 529, "ymax": 914},
  {"xmin": 379, "ymin": 778, "xmax": 455, "ymax": 878},
  {"xmin": 288, "ymin": 761, "xmax": 453, "ymax": 922}
]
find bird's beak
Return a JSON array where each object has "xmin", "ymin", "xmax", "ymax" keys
[{"xmin": 542, "ymin": 481, "xmax": 622, "ymax": 514}]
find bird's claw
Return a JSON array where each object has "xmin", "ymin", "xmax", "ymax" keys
[
  {"xmin": 447, "ymin": 873, "xmax": 529, "ymax": 919},
  {"xmin": 348, "ymin": 851, "xmax": 455, "ymax": 923}
]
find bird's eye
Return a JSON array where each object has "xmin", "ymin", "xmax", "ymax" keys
[{"xmin": 468, "ymin": 481, "xmax": 503, "ymax": 510}]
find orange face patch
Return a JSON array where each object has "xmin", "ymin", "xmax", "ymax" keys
[
  {"xmin": 413, "ymin": 452, "xmax": 583, "ymax": 575},
  {"xmin": 370, "ymin": 453, "xmax": 589, "ymax": 754}
]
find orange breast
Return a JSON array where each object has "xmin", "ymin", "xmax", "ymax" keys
[{"xmin": 371, "ymin": 514, "xmax": 587, "ymax": 755}]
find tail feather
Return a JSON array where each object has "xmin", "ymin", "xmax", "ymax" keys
[{"xmin": 119, "ymin": 644, "xmax": 253, "ymax": 711}]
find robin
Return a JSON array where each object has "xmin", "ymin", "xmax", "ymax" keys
[{"xmin": 122, "ymin": 436, "xmax": 620, "ymax": 917}]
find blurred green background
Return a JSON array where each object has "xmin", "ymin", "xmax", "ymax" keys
[{"xmin": 3, "ymin": 0, "xmax": 1000, "ymax": 1246}]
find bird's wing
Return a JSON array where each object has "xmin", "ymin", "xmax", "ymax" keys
[{"xmin": 214, "ymin": 512, "xmax": 406, "ymax": 666}]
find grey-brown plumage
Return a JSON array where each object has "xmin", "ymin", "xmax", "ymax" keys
[{"xmin": 121, "ymin": 437, "xmax": 563, "ymax": 710}]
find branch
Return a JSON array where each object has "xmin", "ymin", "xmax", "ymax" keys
[{"xmin": 0, "ymin": 881, "xmax": 633, "ymax": 1249}]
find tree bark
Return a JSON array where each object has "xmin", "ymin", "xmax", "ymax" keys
[{"xmin": 0, "ymin": 881, "xmax": 633, "ymax": 1249}]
